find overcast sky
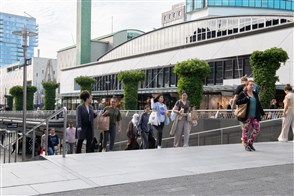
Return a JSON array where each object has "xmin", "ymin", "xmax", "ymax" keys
[{"xmin": 1, "ymin": 0, "xmax": 183, "ymax": 58}]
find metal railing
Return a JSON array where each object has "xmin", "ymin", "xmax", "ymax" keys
[
  {"xmin": 0, "ymin": 129, "xmax": 18, "ymax": 163},
  {"xmin": 1, "ymin": 107, "xmax": 68, "ymax": 163},
  {"xmin": 113, "ymin": 112, "xmax": 283, "ymax": 148}
]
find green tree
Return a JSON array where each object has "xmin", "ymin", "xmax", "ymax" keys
[
  {"xmin": 250, "ymin": 47, "xmax": 288, "ymax": 108},
  {"xmin": 174, "ymin": 59, "xmax": 210, "ymax": 109},
  {"xmin": 9, "ymin": 86, "xmax": 23, "ymax": 111},
  {"xmin": 75, "ymin": 76, "xmax": 96, "ymax": 94},
  {"xmin": 27, "ymin": 86, "xmax": 37, "ymax": 110},
  {"xmin": 5, "ymin": 95, "xmax": 14, "ymax": 111},
  {"xmin": 118, "ymin": 70, "xmax": 145, "ymax": 110},
  {"xmin": 42, "ymin": 81, "xmax": 59, "ymax": 110}
]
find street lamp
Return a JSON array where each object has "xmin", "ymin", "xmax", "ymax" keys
[{"xmin": 12, "ymin": 27, "xmax": 37, "ymax": 161}]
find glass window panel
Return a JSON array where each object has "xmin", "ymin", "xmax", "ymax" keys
[
  {"xmin": 236, "ymin": 0, "xmax": 242, "ymax": 6},
  {"xmin": 170, "ymin": 67, "xmax": 177, "ymax": 87},
  {"xmin": 244, "ymin": 58, "xmax": 252, "ymax": 76},
  {"xmin": 286, "ymin": 1, "xmax": 291, "ymax": 10},
  {"xmin": 164, "ymin": 67, "xmax": 170, "ymax": 87},
  {"xmin": 229, "ymin": 0, "xmax": 236, "ymax": 6},
  {"xmin": 234, "ymin": 59, "xmax": 243, "ymax": 78},
  {"xmin": 255, "ymin": 0, "xmax": 262, "ymax": 7},
  {"xmin": 207, "ymin": 62, "xmax": 215, "ymax": 85},
  {"xmin": 280, "ymin": 0, "xmax": 286, "ymax": 9},
  {"xmin": 242, "ymin": 0, "xmax": 249, "ymax": 6},
  {"xmin": 158, "ymin": 68, "xmax": 164, "ymax": 88},
  {"xmin": 268, "ymin": 0, "xmax": 274, "ymax": 8},
  {"xmin": 223, "ymin": 0, "xmax": 229, "ymax": 6},
  {"xmin": 224, "ymin": 60, "xmax": 233, "ymax": 79},
  {"xmin": 215, "ymin": 62, "xmax": 223, "ymax": 84}
]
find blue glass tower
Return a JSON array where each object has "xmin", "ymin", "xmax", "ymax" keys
[
  {"xmin": 186, "ymin": 0, "xmax": 294, "ymax": 12},
  {"xmin": 0, "ymin": 12, "xmax": 38, "ymax": 67}
]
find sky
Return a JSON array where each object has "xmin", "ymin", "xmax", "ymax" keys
[{"xmin": 1, "ymin": 0, "xmax": 183, "ymax": 58}]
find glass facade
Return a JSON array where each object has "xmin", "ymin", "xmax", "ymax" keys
[
  {"xmin": 0, "ymin": 12, "xmax": 38, "ymax": 67},
  {"xmin": 92, "ymin": 55, "xmax": 251, "ymax": 92},
  {"xmin": 186, "ymin": 0, "xmax": 294, "ymax": 12}
]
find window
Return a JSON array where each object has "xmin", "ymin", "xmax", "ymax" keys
[
  {"xmin": 178, "ymin": 11, "xmax": 181, "ymax": 16},
  {"xmin": 224, "ymin": 60, "xmax": 233, "ymax": 79},
  {"xmin": 36, "ymin": 73, "xmax": 38, "ymax": 77}
]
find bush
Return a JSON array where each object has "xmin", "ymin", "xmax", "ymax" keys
[
  {"xmin": 9, "ymin": 86, "xmax": 23, "ymax": 111},
  {"xmin": 42, "ymin": 81, "xmax": 59, "ymax": 110},
  {"xmin": 174, "ymin": 59, "xmax": 210, "ymax": 109},
  {"xmin": 250, "ymin": 47, "xmax": 288, "ymax": 108},
  {"xmin": 75, "ymin": 76, "xmax": 96, "ymax": 94},
  {"xmin": 27, "ymin": 86, "xmax": 37, "ymax": 110},
  {"xmin": 118, "ymin": 70, "xmax": 145, "ymax": 110}
]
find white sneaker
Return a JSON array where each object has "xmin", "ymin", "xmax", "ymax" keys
[
  {"xmin": 157, "ymin": 146, "xmax": 161, "ymax": 149},
  {"xmin": 102, "ymin": 148, "xmax": 107, "ymax": 152}
]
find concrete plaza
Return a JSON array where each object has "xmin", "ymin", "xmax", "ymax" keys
[{"xmin": 1, "ymin": 141, "xmax": 293, "ymax": 195}]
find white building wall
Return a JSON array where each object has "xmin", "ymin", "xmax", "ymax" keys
[
  {"xmin": 0, "ymin": 57, "xmax": 57, "ymax": 108},
  {"xmin": 60, "ymin": 26, "xmax": 293, "ymax": 95}
]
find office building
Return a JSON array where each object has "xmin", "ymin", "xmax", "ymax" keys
[{"xmin": 0, "ymin": 12, "xmax": 38, "ymax": 67}]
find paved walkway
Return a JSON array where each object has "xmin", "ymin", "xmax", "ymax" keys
[{"xmin": 1, "ymin": 142, "xmax": 293, "ymax": 195}]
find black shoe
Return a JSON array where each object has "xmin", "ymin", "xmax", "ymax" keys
[
  {"xmin": 245, "ymin": 145, "xmax": 252, "ymax": 151},
  {"xmin": 248, "ymin": 143, "xmax": 256, "ymax": 151}
]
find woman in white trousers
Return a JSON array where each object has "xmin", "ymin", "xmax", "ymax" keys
[{"xmin": 278, "ymin": 84, "xmax": 294, "ymax": 142}]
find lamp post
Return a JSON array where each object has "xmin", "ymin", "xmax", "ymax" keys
[{"xmin": 12, "ymin": 27, "xmax": 37, "ymax": 161}]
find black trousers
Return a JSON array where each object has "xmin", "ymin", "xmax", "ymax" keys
[
  {"xmin": 154, "ymin": 122, "xmax": 164, "ymax": 146},
  {"xmin": 76, "ymin": 124, "xmax": 94, "ymax": 153}
]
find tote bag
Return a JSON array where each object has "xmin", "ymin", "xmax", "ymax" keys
[
  {"xmin": 234, "ymin": 103, "xmax": 247, "ymax": 118},
  {"xmin": 148, "ymin": 111, "xmax": 158, "ymax": 126},
  {"xmin": 97, "ymin": 115, "xmax": 110, "ymax": 131}
]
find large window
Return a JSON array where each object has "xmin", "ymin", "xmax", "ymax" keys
[{"xmin": 188, "ymin": 0, "xmax": 294, "ymax": 11}]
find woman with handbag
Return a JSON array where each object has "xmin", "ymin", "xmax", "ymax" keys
[
  {"xmin": 236, "ymin": 80, "xmax": 265, "ymax": 152},
  {"xmin": 278, "ymin": 84, "xmax": 294, "ymax": 142},
  {"xmin": 151, "ymin": 95, "xmax": 167, "ymax": 149},
  {"xmin": 76, "ymin": 90, "xmax": 97, "ymax": 153},
  {"xmin": 102, "ymin": 97, "xmax": 122, "ymax": 152},
  {"xmin": 172, "ymin": 92, "xmax": 191, "ymax": 147}
]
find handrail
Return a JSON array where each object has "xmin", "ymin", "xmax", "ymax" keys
[
  {"xmin": 3, "ymin": 107, "xmax": 68, "ymax": 160},
  {"xmin": 113, "ymin": 117, "xmax": 283, "ymax": 146}
]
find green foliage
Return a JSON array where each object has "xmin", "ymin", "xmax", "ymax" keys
[
  {"xmin": 174, "ymin": 59, "xmax": 210, "ymax": 109},
  {"xmin": 5, "ymin": 95, "xmax": 13, "ymax": 111},
  {"xmin": 75, "ymin": 76, "xmax": 96, "ymax": 94},
  {"xmin": 27, "ymin": 86, "xmax": 37, "ymax": 110},
  {"xmin": 42, "ymin": 81, "xmax": 59, "ymax": 110},
  {"xmin": 250, "ymin": 47, "xmax": 288, "ymax": 108},
  {"xmin": 9, "ymin": 86, "xmax": 23, "ymax": 111},
  {"xmin": 118, "ymin": 70, "xmax": 145, "ymax": 110}
]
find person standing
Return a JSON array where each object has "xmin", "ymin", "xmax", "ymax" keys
[
  {"xmin": 278, "ymin": 84, "xmax": 294, "ymax": 142},
  {"xmin": 102, "ymin": 97, "xmax": 122, "ymax": 152},
  {"xmin": 125, "ymin": 113, "xmax": 140, "ymax": 150},
  {"xmin": 65, "ymin": 123, "xmax": 76, "ymax": 154},
  {"xmin": 138, "ymin": 105, "xmax": 151, "ymax": 149},
  {"xmin": 76, "ymin": 91, "xmax": 97, "ymax": 153},
  {"xmin": 48, "ymin": 128, "xmax": 59, "ymax": 155},
  {"xmin": 236, "ymin": 80, "xmax": 265, "ymax": 151},
  {"xmin": 172, "ymin": 92, "xmax": 191, "ymax": 147},
  {"xmin": 151, "ymin": 95, "xmax": 167, "ymax": 149}
]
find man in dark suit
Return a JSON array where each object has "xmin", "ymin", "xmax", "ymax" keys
[{"xmin": 76, "ymin": 90, "xmax": 97, "ymax": 153}]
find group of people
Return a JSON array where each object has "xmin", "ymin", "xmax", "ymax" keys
[{"xmin": 41, "ymin": 79, "xmax": 293, "ymax": 155}]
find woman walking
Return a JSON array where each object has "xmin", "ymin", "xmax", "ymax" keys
[
  {"xmin": 151, "ymin": 95, "xmax": 167, "ymax": 149},
  {"xmin": 76, "ymin": 91, "xmax": 97, "ymax": 153},
  {"xmin": 236, "ymin": 80, "xmax": 264, "ymax": 151},
  {"xmin": 172, "ymin": 92, "xmax": 191, "ymax": 147},
  {"xmin": 278, "ymin": 84, "xmax": 294, "ymax": 142},
  {"xmin": 102, "ymin": 97, "xmax": 122, "ymax": 152}
]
